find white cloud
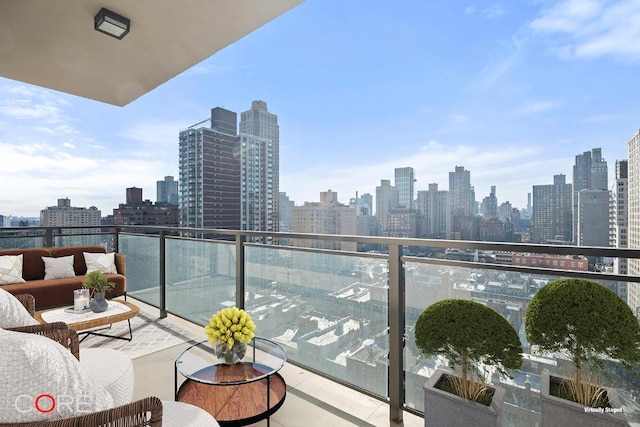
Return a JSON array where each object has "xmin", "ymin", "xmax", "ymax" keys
[
  {"xmin": 470, "ymin": 36, "xmax": 523, "ymax": 91},
  {"xmin": 465, "ymin": 6, "xmax": 476, "ymax": 15},
  {"xmin": 530, "ymin": 0, "xmax": 640, "ymax": 62},
  {"xmin": 516, "ymin": 100, "xmax": 561, "ymax": 114}
]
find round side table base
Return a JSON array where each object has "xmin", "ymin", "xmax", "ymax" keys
[{"xmin": 177, "ymin": 372, "xmax": 286, "ymax": 426}]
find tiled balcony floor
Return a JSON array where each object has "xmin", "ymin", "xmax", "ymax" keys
[{"xmin": 129, "ymin": 301, "xmax": 424, "ymax": 427}]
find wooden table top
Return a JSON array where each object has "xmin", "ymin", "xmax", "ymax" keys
[{"xmin": 35, "ymin": 300, "xmax": 139, "ymax": 331}]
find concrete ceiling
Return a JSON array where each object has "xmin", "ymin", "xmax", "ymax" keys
[{"xmin": 0, "ymin": 0, "xmax": 303, "ymax": 106}]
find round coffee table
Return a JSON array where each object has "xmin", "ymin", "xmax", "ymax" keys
[{"xmin": 175, "ymin": 337, "xmax": 287, "ymax": 427}]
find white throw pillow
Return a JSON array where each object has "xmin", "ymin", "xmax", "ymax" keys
[
  {"xmin": 83, "ymin": 252, "xmax": 116, "ymax": 274},
  {"xmin": 0, "ymin": 254, "xmax": 26, "ymax": 285},
  {"xmin": 0, "ymin": 287, "xmax": 39, "ymax": 328},
  {"xmin": 42, "ymin": 255, "xmax": 76, "ymax": 280},
  {"xmin": 0, "ymin": 328, "xmax": 114, "ymax": 422}
]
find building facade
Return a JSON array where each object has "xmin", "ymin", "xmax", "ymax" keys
[
  {"xmin": 612, "ymin": 160, "xmax": 628, "ymax": 275},
  {"xmin": 178, "ymin": 108, "xmax": 241, "ymax": 230},
  {"xmin": 394, "ymin": 167, "xmax": 415, "ymax": 210},
  {"xmin": 627, "ymin": 130, "xmax": 640, "ymax": 318},
  {"xmin": 293, "ymin": 191, "xmax": 356, "ymax": 251},
  {"xmin": 239, "ymin": 100, "xmax": 279, "ymax": 234},
  {"xmin": 531, "ymin": 174, "xmax": 572, "ymax": 244},
  {"xmin": 449, "ymin": 166, "xmax": 475, "ymax": 240},
  {"xmin": 572, "ymin": 148, "xmax": 608, "ymax": 243},
  {"xmin": 157, "ymin": 176, "xmax": 178, "ymax": 205},
  {"xmin": 112, "ymin": 187, "xmax": 179, "ymax": 226},
  {"xmin": 40, "ymin": 198, "xmax": 101, "ymax": 246}
]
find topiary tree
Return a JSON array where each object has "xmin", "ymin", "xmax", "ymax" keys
[
  {"xmin": 415, "ymin": 299, "xmax": 523, "ymax": 402},
  {"xmin": 525, "ymin": 278, "xmax": 640, "ymax": 405}
]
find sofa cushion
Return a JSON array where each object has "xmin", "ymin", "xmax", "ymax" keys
[
  {"xmin": 0, "ymin": 248, "xmax": 51, "ymax": 281},
  {"xmin": 0, "ymin": 328, "xmax": 114, "ymax": 422},
  {"xmin": 42, "ymin": 255, "xmax": 76, "ymax": 280},
  {"xmin": 51, "ymin": 246, "xmax": 107, "ymax": 276},
  {"xmin": 0, "ymin": 254, "xmax": 26, "ymax": 285},
  {"xmin": 84, "ymin": 252, "xmax": 117, "ymax": 274},
  {"xmin": 0, "ymin": 287, "xmax": 39, "ymax": 328}
]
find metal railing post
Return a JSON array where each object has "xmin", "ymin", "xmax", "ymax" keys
[
  {"xmin": 236, "ymin": 234, "xmax": 246, "ymax": 309},
  {"xmin": 45, "ymin": 228, "xmax": 53, "ymax": 247},
  {"xmin": 159, "ymin": 230, "xmax": 167, "ymax": 318},
  {"xmin": 388, "ymin": 243, "xmax": 405, "ymax": 425}
]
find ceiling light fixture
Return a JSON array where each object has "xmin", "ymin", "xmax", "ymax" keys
[{"xmin": 94, "ymin": 8, "xmax": 130, "ymax": 40}]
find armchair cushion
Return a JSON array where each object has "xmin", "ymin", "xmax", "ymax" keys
[
  {"xmin": 0, "ymin": 328, "xmax": 114, "ymax": 423},
  {"xmin": 80, "ymin": 348, "xmax": 134, "ymax": 407},
  {"xmin": 0, "ymin": 288, "xmax": 39, "ymax": 328}
]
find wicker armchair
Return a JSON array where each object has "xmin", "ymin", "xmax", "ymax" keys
[{"xmin": 0, "ymin": 395, "xmax": 163, "ymax": 427}]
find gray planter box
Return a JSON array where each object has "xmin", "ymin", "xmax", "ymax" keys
[
  {"xmin": 540, "ymin": 371, "xmax": 628, "ymax": 427},
  {"xmin": 423, "ymin": 369, "xmax": 505, "ymax": 427}
]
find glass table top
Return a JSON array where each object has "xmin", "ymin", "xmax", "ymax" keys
[{"xmin": 175, "ymin": 337, "xmax": 287, "ymax": 385}]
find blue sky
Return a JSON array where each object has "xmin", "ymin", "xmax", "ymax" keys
[{"xmin": 1, "ymin": 0, "xmax": 639, "ymax": 217}]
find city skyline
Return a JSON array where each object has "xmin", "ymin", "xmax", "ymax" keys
[{"xmin": 1, "ymin": 0, "xmax": 638, "ymax": 217}]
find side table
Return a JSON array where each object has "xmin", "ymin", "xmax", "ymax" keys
[{"xmin": 175, "ymin": 337, "xmax": 287, "ymax": 427}]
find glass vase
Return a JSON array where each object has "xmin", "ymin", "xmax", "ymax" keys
[{"xmin": 214, "ymin": 341, "xmax": 247, "ymax": 364}]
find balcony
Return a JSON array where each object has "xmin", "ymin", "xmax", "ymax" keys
[{"xmin": 2, "ymin": 225, "xmax": 640, "ymax": 426}]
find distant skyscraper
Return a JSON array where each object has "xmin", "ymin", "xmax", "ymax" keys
[
  {"xmin": 278, "ymin": 192, "xmax": 294, "ymax": 232},
  {"xmin": 178, "ymin": 107, "xmax": 241, "ymax": 230},
  {"xmin": 239, "ymin": 101, "xmax": 279, "ymax": 234},
  {"xmin": 531, "ymin": 174, "xmax": 572, "ymax": 244},
  {"xmin": 577, "ymin": 189, "xmax": 610, "ymax": 247},
  {"xmin": 573, "ymin": 148, "xmax": 608, "ymax": 243},
  {"xmin": 481, "ymin": 187, "xmax": 498, "ymax": 219},
  {"xmin": 417, "ymin": 183, "xmax": 450, "ymax": 239},
  {"xmin": 394, "ymin": 167, "xmax": 415, "ymax": 210},
  {"xmin": 157, "ymin": 176, "xmax": 178, "ymax": 205},
  {"xmin": 627, "ymin": 130, "xmax": 640, "ymax": 318},
  {"xmin": 449, "ymin": 166, "xmax": 475, "ymax": 240},
  {"xmin": 375, "ymin": 179, "xmax": 398, "ymax": 233},
  {"xmin": 349, "ymin": 192, "xmax": 373, "ymax": 216},
  {"xmin": 612, "ymin": 160, "xmax": 628, "ymax": 275}
]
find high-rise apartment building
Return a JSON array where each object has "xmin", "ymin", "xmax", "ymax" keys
[
  {"xmin": 394, "ymin": 167, "xmax": 415, "ymax": 210},
  {"xmin": 278, "ymin": 192, "xmax": 294, "ymax": 232},
  {"xmin": 449, "ymin": 166, "xmax": 475, "ymax": 240},
  {"xmin": 239, "ymin": 100, "xmax": 279, "ymax": 234},
  {"xmin": 627, "ymin": 130, "xmax": 640, "ymax": 318},
  {"xmin": 375, "ymin": 179, "xmax": 398, "ymax": 234},
  {"xmin": 157, "ymin": 176, "xmax": 178, "ymax": 205},
  {"xmin": 577, "ymin": 189, "xmax": 610, "ymax": 247},
  {"xmin": 612, "ymin": 160, "xmax": 628, "ymax": 275},
  {"xmin": 416, "ymin": 184, "xmax": 449, "ymax": 239},
  {"xmin": 178, "ymin": 108, "xmax": 241, "ymax": 230},
  {"xmin": 531, "ymin": 174, "xmax": 572, "ymax": 244},
  {"xmin": 293, "ymin": 191, "xmax": 356, "ymax": 251},
  {"xmin": 40, "ymin": 198, "xmax": 101, "ymax": 246},
  {"xmin": 572, "ymin": 148, "xmax": 608, "ymax": 243}
]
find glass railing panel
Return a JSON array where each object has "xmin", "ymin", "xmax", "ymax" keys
[
  {"xmin": 54, "ymin": 233, "xmax": 105, "ymax": 248},
  {"xmin": 244, "ymin": 245, "xmax": 389, "ymax": 399},
  {"xmin": 118, "ymin": 234, "xmax": 160, "ymax": 307},
  {"xmin": 404, "ymin": 262, "xmax": 640, "ymax": 426},
  {"xmin": 0, "ymin": 232, "xmax": 45, "ymax": 250},
  {"xmin": 164, "ymin": 237, "xmax": 236, "ymax": 327}
]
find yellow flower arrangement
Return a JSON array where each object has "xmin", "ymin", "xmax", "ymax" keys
[{"xmin": 205, "ymin": 306, "xmax": 256, "ymax": 349}]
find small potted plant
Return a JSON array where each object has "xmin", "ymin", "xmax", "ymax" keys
[
  {"xmin": 82, "ymin": 270, "xmax": 115, "ymax": 313},
  {"xmin": 415, "ymin": 299, "xmax": 522, "ymax": 427},
  {"xmin": 525, "ymin": 278, "xmax": 640, "ymax": 426},
  {"xmin": 205, "ymin": 306, "xmax": 256, "ymax": 364}
]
